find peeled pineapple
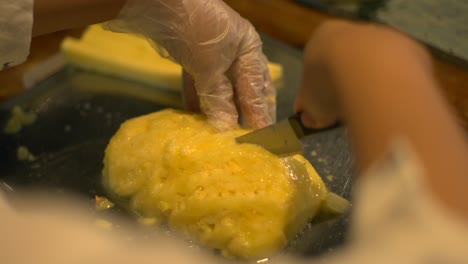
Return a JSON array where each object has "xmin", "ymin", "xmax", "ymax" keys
[{"xmin": 102, "ymin": 109, "xmax": 331, "ymax": 259}]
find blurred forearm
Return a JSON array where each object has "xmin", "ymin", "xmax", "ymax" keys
[
  {"xmin": 32, "ymin": 0, "xmax": 126, "ymax": 36},
  {"xmin": 300, "ymin": 21, "xmax": 468, "ymax": 218}
]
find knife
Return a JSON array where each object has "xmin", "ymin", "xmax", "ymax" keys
[{"xmin": 235, "ymin": 113, "xmax": 340, "ymax": 157}]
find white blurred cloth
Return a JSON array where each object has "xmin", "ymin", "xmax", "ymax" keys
[
  {"xmin": 0, "ymin": 0, "xmax": 33, "ymax": 69},
  {"xmin": 1, "ymin": 141, "xmax": 467, "ymax": 263},
  {"xmin": 316, "ymin": 141, "xmax": 468, "ymax": 264}
]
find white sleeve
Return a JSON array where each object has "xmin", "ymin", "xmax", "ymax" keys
[
  {"xmin": 0, "ymin": 0, "xmax": 34, "ymax": 69},
  {"xmin": 319, "ymin": 140, "xmax": 468, "ymax": 264}
]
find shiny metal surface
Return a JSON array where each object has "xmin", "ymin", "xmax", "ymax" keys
[{"xmin": 236, "ymin": 118, "xmax": 304, "ymax": 157}]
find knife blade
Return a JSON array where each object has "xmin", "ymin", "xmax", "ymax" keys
[{"xmin": 235, "ymin": 113, "xmax": 340, "ymax": 157}]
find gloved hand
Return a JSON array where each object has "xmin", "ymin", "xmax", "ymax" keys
[{"xmin": 106, "ymin": 0, "xmax": 276, "ymax": 130}]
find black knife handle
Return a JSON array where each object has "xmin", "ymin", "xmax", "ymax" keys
[{"xmin": 288, "ymin": 112, "xmax": 341, "ymax": 138}]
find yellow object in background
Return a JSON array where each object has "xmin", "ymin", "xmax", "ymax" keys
[
  {"xmin": 102, "ymin": 109, "xmax": 328, "ymax": 259},
  {"xmin": 61, "ymin": 25, "xmax": 283, "ymax": 91}
]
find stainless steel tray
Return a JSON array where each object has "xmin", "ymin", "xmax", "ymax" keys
[{"xmin": 0, "ymin": 34, "xmax": 354, "ymax": 259}]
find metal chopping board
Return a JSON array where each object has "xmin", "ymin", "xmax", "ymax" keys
[{"xmin": 0, "ymin": 34, "xmax": 354, "ymax": 259}]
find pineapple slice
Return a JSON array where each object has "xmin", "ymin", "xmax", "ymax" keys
[{"xmin": 61, "ymin": 24, "xmax": 283, "ymax": 91}]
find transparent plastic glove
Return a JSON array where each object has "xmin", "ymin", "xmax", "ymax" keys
[{"xmin": 106, "ymin": 0, "xmax": 276, "ymax": 130}]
